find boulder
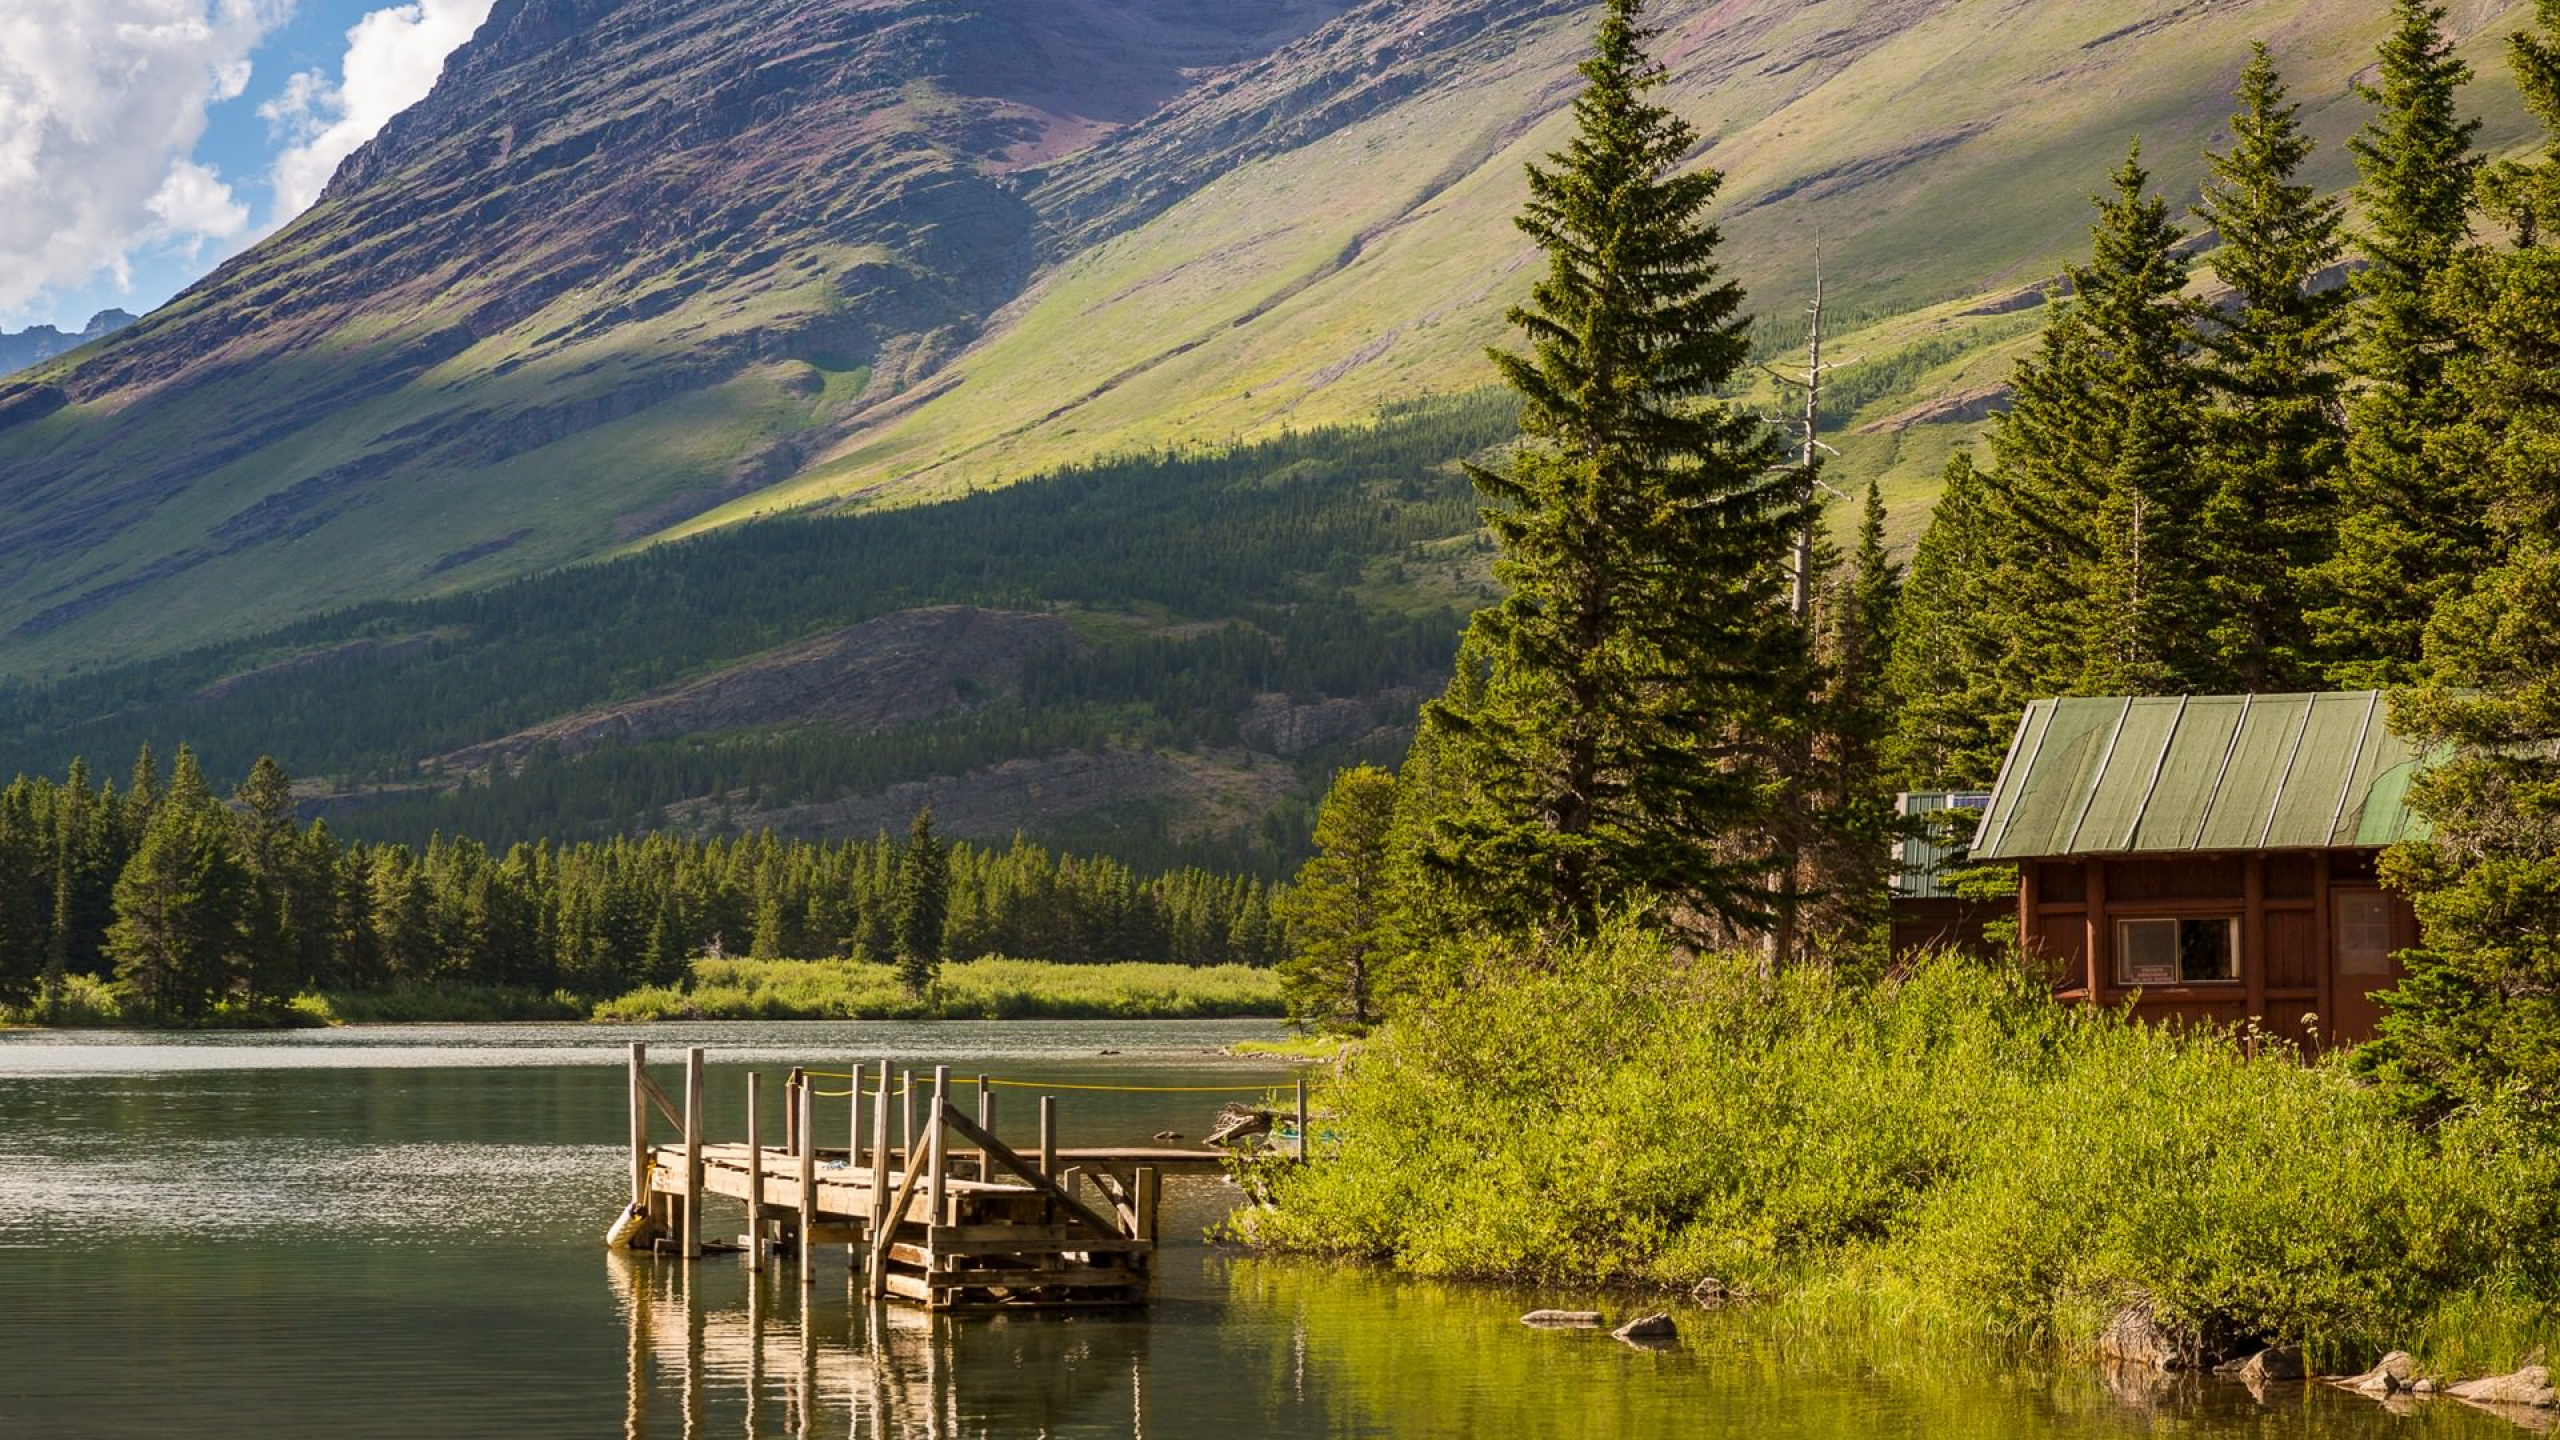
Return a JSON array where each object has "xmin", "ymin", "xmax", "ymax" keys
[
  {"xmin": 2447, "ymin": 1366, "xmax": 2556, "ymax": 1409},
  {"xmin": 2341, "ymin": 1350, "xmax": 2416, "ymax": 1394},
  {"xmin": 2235, "ymin": 1348, "xmax": 2306, "ymax": 1385},
  {"xmin": 1613, "ymin": 1313, "xmax": 1676, "ymax": 1342},
  {"xmin": 2096, "ymin": 1305, "xmax": 2196, "ymax": 1372},
  {"xmin": 1519, "ymin": 1310, "xmax": 1603, "ymax": 1328}
]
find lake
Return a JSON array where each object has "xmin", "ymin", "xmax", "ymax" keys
[{"xmin": 0, "ymin": 1021, "xmax": 2530, "ymax": 1438}]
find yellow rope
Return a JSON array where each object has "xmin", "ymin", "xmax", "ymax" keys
[{"xmin": 794, "ymin": 1071, "xmax": 1284, "ymax": 1096}]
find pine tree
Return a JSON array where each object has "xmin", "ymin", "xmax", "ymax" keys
[
  {"xmin": 232, "ymin": 756, "xmax": 302, "ymax": 1001},
  {"xmin": 1775, "ymin": 481, "xmax": 1901, "ymax": 963},
  {"xmin": 1885, "ymin": 452, "xmax": 2010, "ymax": 788},
  {"xmin": 2192, "ymin": 44, "xmax": 2349, "ymax": 691},
  {"xmin": 1425, "ymin": 0, "xmax": 1798, "ymax": 941},
  {"xmin": 893, "ymin": 809, "xmax": 948, "ymax": 994},
  {"xmin": 2313, "ymin": 0, "xmax": 2483, "ymax": 686},
  {"xmin": 2360, "ymin": 0, "xmax": 2560, "ymax": 1122},
  {"xmin": 106, "ymin": 806, "xmax": 249, "ymax": 1021},
  {"xmin": 1981, "ymin": 145, "xmax": 2210, "ymax": 709},
  {"xmin": 1275, "ymin": 765, "xmax": 1401, "ymax": 1032}
]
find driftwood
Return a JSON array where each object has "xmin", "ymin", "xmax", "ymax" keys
[{"xmin": 1206, "ymin": 1104, "xmax": 1274, "ymax": 1148}]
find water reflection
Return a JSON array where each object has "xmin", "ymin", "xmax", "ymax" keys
[{"xmin": 609, "ymin": 1251, "xmax": 1166, "ymax": 1440}]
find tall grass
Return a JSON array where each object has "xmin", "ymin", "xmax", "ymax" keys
[
  {"xmin": 591, "ymin": 957, "xmax": 1284, "ymax": 1021},
  {"xmin": 1240, "ymin": 919, "xmax": 2560, "ymax": 1372}
]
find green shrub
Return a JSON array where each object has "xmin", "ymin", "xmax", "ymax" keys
[
  {"xmin": 1241, "ymin": 918, "xmax": 2559, "ymax": 1367},
  {"xmin": 589, "ymin": 957, "xmax": 1284, "ymax": 1021}
]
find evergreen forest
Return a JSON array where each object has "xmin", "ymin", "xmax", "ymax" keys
[{"xmin": 0, "ymin": 747, "xmax": 1282, "ymax": 1024}]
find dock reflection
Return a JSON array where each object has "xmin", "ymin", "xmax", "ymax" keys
[{"xmin": 608, "ymin": 1249, "xmax": 1158, "ymax": 1439}]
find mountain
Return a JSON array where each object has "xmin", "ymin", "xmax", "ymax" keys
[
  {"xmin": 0, "ymin": 310, "xmax": 135, "ymax": 377},
  {"xmin": 0, "ymin": 0, "xmax": 2542, "ymax": 676}
]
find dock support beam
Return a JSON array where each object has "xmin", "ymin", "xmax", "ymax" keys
[
  {"xmin": 682, "ymin": 1047, "xmax": 705, "ymax": 1259},
  {"xmin": 927, "ymin": 1067, "xmax": 949, "ymax": 1229},
  {"xmin": 746, "ymin": 1071, "xmax": 764, "ymax": 1265},
  {"xmin": 869, "ymin": 1060, "xmax": 890, "ymax": 1239},
  {"xmin": 628, "ymin": 1042, "xmax": 649, "ymax": 1212},
  {"xmin": 796, "ymin": 1079, "xmax": 817, "ymax": 1285}
]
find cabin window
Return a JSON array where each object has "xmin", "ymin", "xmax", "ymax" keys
[
  {"xmin": 2335, "ymin": 891, "xmax": 2396, "ymax": 976},
  {"xmin": 2117, "ymin": 917, "xmax": 2238, "ymax": 986}
]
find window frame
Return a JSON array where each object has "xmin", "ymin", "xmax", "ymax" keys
[{"xmin": 2115, "ymin": 914, "xmax": 2241, "ymax": 987}]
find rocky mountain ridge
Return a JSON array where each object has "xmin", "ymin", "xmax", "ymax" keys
[
  {"xmin": 0, "ymin": 0, "xmax": 2543, "ymax": 675},
  {"xmin": 0, "ymin": 310, "xmax": 134, "ymax": 378}
]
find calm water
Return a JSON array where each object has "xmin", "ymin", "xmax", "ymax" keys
[{"xmin": 0, "ymin": 1021, "xmax": 2533, "ymax": 1439}]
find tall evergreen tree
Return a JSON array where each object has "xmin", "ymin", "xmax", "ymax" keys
[
  {"xmin": 1771, "ymin": 481, "xmax": 1902, "ymax": 963},
  {"xmin": 106, "ymin": 805, "xmax": 249, "ymax": 1021},
  {"xmin": 1276, "ymin": 765, "xmax": 1401, "ymax": 1032},
  {"xmin": 1980, "ymin": 145, "xmax": 2210, "ymax": 710},
  {"xmin": 2192, "ymin": 44, "xmax": 2349, "ymax": 691},
  {"xmin": 2313, "ymin": 0, "xmax": 2483, "ymax": 686},
  {"xmin": 2361, "ymin": 0, "xmax": 2560, "ymax": 1123},
  {"xmin": 1885, "ymin": 452, "xmax": 2010, "ymax": 789},
  {"xmin": 1425, "ymin": 0, "xmax": 1797, "ymax": 941},
  {"xmin": 894, "ymin": 809, "xmax": 949, "ymax": 994}
]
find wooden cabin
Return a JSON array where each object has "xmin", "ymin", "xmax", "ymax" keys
[
  {"xmin": 1970, "ymin": 692, "xmax": 2429, "ymax": 1048},
  {"xmin": 1888, "ymin": 790, "xmax": 2006, "ymax": 958}
]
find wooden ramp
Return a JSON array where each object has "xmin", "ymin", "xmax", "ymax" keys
[{"xmin": 615, "ymin": 1047, "xmax": 1303, "ymax": 1312}]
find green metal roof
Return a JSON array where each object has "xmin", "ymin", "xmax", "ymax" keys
[{"xmin": 1970, "ymin": 692, "xmax": 2433, "ymax": 861}]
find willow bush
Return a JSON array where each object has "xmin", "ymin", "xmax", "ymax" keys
[{"xmin": 1241, "ymin": 919, "xmax": 2558, "ymax": 1367}]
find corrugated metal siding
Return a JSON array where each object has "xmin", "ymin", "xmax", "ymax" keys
[{"xmin": 1972, "ymin": 691, "xmax": 2433, "ymax": 861}]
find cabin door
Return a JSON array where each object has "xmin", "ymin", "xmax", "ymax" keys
[{"xmin": 2330, "ymin": 887, "xmax": 2402, "ymax": 1044}]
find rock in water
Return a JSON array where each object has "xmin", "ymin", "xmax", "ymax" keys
[
  {"xmin": 2096, "ymin": 1305, "xmax": 2195, "ymax": 1372},
  {"xmin": 1519, "ymin": 1310, "xmax": 1603, "ymax": 1328},
  {"xmin": 2447, "ymin": 1366, "xmax": 2556, "ymax": 1409},
  {"xmin": 1613, "ymin": 1313, "xmax": 1676, "ymax": 1342},
  {"xmin": 2342, "ymin": 1351, "xmax": 2417, "ymax": 1394},
  {"xmin": 2236, "ymin": 1348, "xmax": 2306, "ymax": 1384}
]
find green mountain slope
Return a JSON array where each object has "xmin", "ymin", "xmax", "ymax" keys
[
  {"xmin": 0, "ymin": 0, "xmax": 2540, "ymax": 674},
  {"xmin": 0, "ymin": 397, "xmax": 1512, "ymax": 870}
]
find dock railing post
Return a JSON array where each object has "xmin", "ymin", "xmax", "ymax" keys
[
  {"xmin": 746, "ymin": 1071, "xmax": 765, "ymax": 1266},
  {"xmin": 900, "ymin": 1069, "xmax": 914, "ymax": 1163},
  {"xmin": 784, "ymin": 1068, "xmax": 803, "ymax": 1158},
  {"xmin": 869, "ymin": 1060, "xmax": 891, "ymax": 1237},
  {"xmin": 628, "ymin": 1042, "xmax": 649, "ymax": 1213},
  {"xmin": 927, "ymin": 1066, "xmax": 949, "ymax": 1230},
  {"xmin": 796, "ymin": 1078, "xmax": 817, "ymax": 1286},
  {"xmin": 1295, "ymin": 1078, "xmax": 1308, "ymax": 1163},
  {"xmin": 1037, "ymin": 1095, "xmax": 1055, "ymax": 1180},
  {"xmin": 683, "ymin": 1047, "xmax": 705, "ymax": 1259},
  {"xmin": 975, "ymin": 1073, "xmax": 992, "ymax": 1181}
]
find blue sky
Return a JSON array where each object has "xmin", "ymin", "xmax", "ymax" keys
[{"xmin": 0, "ymin": 0, "xmax": 495, "ymax": 333}]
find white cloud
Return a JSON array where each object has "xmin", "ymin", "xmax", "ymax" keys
[
  {"xmin": 264, "ymin": 0, "xmax": 495, "ymax": 219},
  {"xmin": 0, "ymin": 0, "xmax": 285, "ymax": 322},
  {"xmin": 148, "ymin": 158, "xmax": 252, "ymax": 247}
]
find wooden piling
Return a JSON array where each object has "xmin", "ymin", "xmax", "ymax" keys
[
  {"xmin": 1037, "ymin": 1095, "xmax": 1055, "ymax": 1179},
  {"xmin": 746, "ymin": 1071, "xmax": 764, "ymax": 1265},
  {"xmin": 975, "ymin": 1073, "xmax": 992, "ymax": 1180},
  {"xmin": 784, "ymin": 1068, "xmax": 803, "ymax": 1157},
  {"xmin": 682, "ymin": 1046, "xmax": 705, "ymax": 1259},
  {"xmin": 927, "ymin": 1066, "xmax": 949, "ymax": 1230},
  {"xmin": 899, "ymin": 1069, "xmax": 914, "ymax": 1161},
  {"xmin": 1295, "ymin": 1078, "xmax": 1308, "ymax": 1163},
  {"xmin": 796, "ymin": 1079, "xmax": 817, "ymax": 1285},
  {"xmin": 628, "ymin": 1042, "xmax": 649, "ymax": 1211},
  {"xmin": 868, "ymin": 1060, "xmax": 891, "ymax": 1238}
]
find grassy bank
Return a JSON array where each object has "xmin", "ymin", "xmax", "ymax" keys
[
  {"xmin": 1237, "ymin": 921, "xmax": 2560, "ymax": 1374},
  {"xmin": 591, "ymin": 957, "xmax": 1284, "ymax": 1021},
  {"xmin": 3, "ymin": 958, "xmax": 1283, "ymax": 1027}
]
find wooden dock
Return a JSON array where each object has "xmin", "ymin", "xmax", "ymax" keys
[{"xmin": 614, "ymin": 1046, "xmax": 1304, "ymax": 1312}]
